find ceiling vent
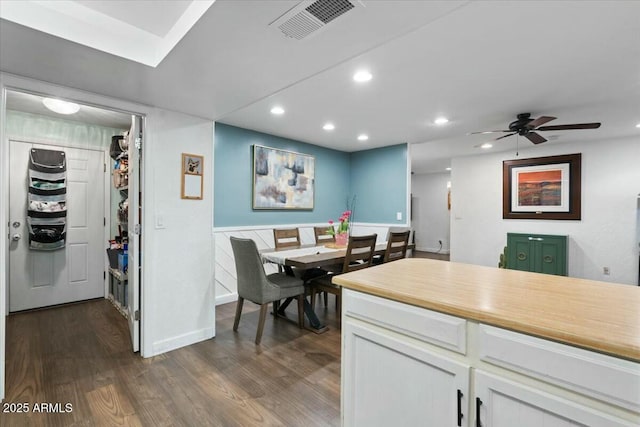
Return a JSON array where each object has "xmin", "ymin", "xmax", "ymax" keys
[{"xmin": 270, "ymin": 0, "xmax": 358, "ymax": 40}]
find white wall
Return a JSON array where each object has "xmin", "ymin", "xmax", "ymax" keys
[
  {"xmin": 451, "ymin": 136, "xmax": 640, "ymax": 285},
  {"xmin": 411, "ymin": 172, "xmax": 451, "ymax": 253},
  {"xmin": 142, "ymin": 110, "xmax": 214, "ymax": 355}
]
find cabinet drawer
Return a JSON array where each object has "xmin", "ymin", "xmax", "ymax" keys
[
  {"xmin": 343, "ymin": 289, "xmax": 467, "ymax": 354},
  {"xmin": 478, "ymin": 325, "xmax": 640, "ymax": 412}
]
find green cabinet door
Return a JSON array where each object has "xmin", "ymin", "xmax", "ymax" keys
[{"xmin": 507, "ymin": 233, "xmax": 567, "ymax": 276}]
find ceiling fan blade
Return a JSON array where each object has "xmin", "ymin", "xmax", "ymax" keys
[
  {"xmin": 468, "ymin": 130, "xmax": 511, "ymax": 135},
  {"xmin": 525, "ymin": 132, "xmax": 547, "ymax": 144},
  {"xmin": 494, "ymin": 132, "xmax": 517, "ymax": 141},
  {"xmin": 537, "ymin": 123, "xmax": 601, "ymax": 131},
  {"xmin": 526, "ymin": 116, "xmax": 557, "ymax": 129}
]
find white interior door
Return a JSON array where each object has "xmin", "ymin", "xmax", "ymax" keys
[
  {"xmin": 9, "ymin": 140, "xmax": 105, "ymax": 312},
  {"xmin": 127, "ymin": 116, "xmax": 141, "ymax": 352}
]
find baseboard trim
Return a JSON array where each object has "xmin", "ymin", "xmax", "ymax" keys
[
  {"xmin": 416, "ymin": 246, "xmax": 450, "ymax": 255},
  {"xmin": 151, "ymin": 327, "xmax": 214, "ymax": 356},
  {"xmin": 216, "ymin": 292, "xmax": 237, "ymax": 306}
]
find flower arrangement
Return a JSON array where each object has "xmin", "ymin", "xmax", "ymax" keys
[{"xmin": 327, "ymin": 210, "xmax": 352, "ymax": 236}]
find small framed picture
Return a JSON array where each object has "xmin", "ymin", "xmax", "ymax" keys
[{"xmin": 181, "ymin": 153, "xmax": 203, "ymax": 200}]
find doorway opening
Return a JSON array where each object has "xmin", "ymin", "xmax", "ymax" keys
[{"xmin": 4, "ymin": 89, "xmax": 143, "ymax": 353}]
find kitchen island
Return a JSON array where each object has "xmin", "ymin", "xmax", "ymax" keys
[{"xmin": 333, "ymin": 258, "xmax": 639, "ymax": 426}]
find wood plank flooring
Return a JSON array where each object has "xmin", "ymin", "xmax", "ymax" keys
[{"xmin": 2, "ymin": 298, "xmax": 342, "ymax": 426}]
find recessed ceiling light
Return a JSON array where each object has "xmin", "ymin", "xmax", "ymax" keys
[
  {"xmin": 480, "ymin": 142, "xmax": 493, "ymax": 149},
  {"xmin": 445, "ymin": 167, "xmax": 452, "ymax": 171},
  {"xmin": 636, "ymin": 123, "xmax": 640, "ymax": 128},
  {"xmin": 323, "ymin": 122, "xmax": 335, "ymax": 131},
  {"xmin": 434, "ymin": 117, "xmax": 449, "ymax": 125},
  {"xmin": 42, "ymin": 98, "xmax": 80, "ymax": 115},
  {"xmin": 357, "ymin": 134, "xmax": 369, "ymax": 141},
  {"xmin": 353, "ymin": 70, "xmax": 372, "ymax": 83},
  {"xmin": 270, "ymin": 106, "xmax": 285, "ymax": 115}
]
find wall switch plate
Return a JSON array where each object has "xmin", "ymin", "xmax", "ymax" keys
[
  {"xmin": 396, "ymin": 212, "xmax": 402, "ymax": 221},
  {"xmin": 155, "ymin": 214, "xmax": 166, "ymax": 229}
]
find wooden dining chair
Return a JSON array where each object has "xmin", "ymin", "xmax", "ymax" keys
[
  {"xmin": 314, "ymin": 226, "xmax": 335, "ymax": 245},
  {"xmin": 273, "ymin": 228, "xmax": 301, "ymax": 249},
  {"xmin": 273, "ymin": 228, "xmax": 301, "ymax": 273},
  {"xmin": 230, "ymin": 236, "xmax": 305, "ymax": 345},
  {"xmin": 311, "ymin": 226, "xmax": 336, "ymax": 306},
  {"xmin": 383, "ymin": 230, "xmax": 411, "ymax": 263},
  {"xmin": 309, "ymin": 234, "xmax": 377, "ymax": 326}
]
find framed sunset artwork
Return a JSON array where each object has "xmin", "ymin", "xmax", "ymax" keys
[{"xmin": 502, "ymin": 153, "xmax": 581, "ymax": 220}]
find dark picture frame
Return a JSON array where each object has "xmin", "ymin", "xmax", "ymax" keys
[{"xmin": 503, "ymin": 153, "xmax": 581, "ymax": 220}]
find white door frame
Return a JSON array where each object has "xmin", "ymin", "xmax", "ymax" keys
[{"xmin": 0, "ymin": 72, "xmax": 152, "ymax": 401}]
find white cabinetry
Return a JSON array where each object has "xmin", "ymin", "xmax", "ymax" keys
[
  {"xmin": 343, "ymin": 321, "xmax": 469, "ymax": 426},
  {"xmin": 342, "ymin": 289, "xmax": 470, "ymax": 426},
  {"xmin": 342, "ymin": 289, "xmax": 640, "ymax": 427},
  {"xmin": 476, "ymin": 371, "xmax": 635, "ymax": 427}
]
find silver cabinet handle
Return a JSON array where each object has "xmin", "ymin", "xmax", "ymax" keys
[
  {"xmin": 528, "ymin": 237, "xmax": 544, "ymax": 241},
  {"xmin": 12, "ymin": 233, "xmax": 21, "ymax": 241}
]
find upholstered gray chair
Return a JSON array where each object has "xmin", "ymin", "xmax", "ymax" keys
[{"xmin": 230, "ymin": 236, "xmax": 306, "ymax": 345}]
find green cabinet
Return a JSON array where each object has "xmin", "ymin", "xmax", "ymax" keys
[{"xmin": 507, "ymin": 233, "xmax": 567, "ymax": 276}]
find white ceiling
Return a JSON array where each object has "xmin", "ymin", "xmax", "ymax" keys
[{"xmin": 1, "ymin": 0, "xmax": 639, "ymax": 174}]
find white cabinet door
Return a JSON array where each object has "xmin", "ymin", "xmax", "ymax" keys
[
  {"xmin": 343, "ymin": 320, "xmax": 470, "ymax": 427},
  {"xmin": 475, "ymin": 371, "xmax": 638, "ymax": 427}
]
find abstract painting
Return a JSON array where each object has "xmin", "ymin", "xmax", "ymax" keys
[
  {"xmin": 503, "ymin": 153, "xmax": 581, "ymax": 220},
  {"xmin": 252, "ymin": 145, "xmax": 315, "ymax": 209}
]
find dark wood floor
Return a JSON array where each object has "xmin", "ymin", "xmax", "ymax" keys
[
  {"xmin": 2, "ymin": 253, "xmax": 446, "ymax": 426},
  {"xmin": 2, "ymin": 299, "xmax": 342, "ymax": 426}
]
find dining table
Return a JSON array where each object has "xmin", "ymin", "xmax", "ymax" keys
[
  {"xmin": 261, "ymin": 241, "xmax": 414, "ymax": 270},
  {"xmin": 260, "ymin": 241, "xmax": 415, "ymax": 333}
]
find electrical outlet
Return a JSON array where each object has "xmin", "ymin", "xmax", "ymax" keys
[{"xmin": 603, "ymin": 267, "xmax": 610, "ymax": 275}]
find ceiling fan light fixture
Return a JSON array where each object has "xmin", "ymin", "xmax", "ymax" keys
[
  {"xmin": 434, "ymin": 117, "xmax": 449, "ymax": 125},
  {"xmin": 42, "ymin": 98, "xmax": 80, "ymax": 115}
]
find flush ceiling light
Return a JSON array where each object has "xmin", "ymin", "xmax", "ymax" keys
[
  {"xmin": 353, "ymin": 70, "xmax": 372, "ymax": 83},
  {"xmin": 42, "ymin": 98, "xmax": 80, "ymax": 115},
  {"xmin": 357, "ymin": 134, "xmax": 369, "ymax": 141},
  {"xmin": 636, "ymin": 123, "xmax": 640, "ymax": 128},
  {"xmin": 270, "ymin": 106, "xmax": 285, "ymax": 115},
  {"xmin": 480, "ymin": 142, "xmax": 493, "ymax": 149},
  {"xmin": 446, "ymin": 167, "xmax": 452, "ymax": 171},
  {"xmin": 434, "ymin": 117, "xmax": 449, "ymax": 125},
  {"xmin": 323, "ymin": 122, "xmax": 335, "ymax": 131}
]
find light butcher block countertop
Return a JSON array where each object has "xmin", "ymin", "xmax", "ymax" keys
[{"xmin": 332, "ymin": 258, "xmax": 640, "ymax": 362}]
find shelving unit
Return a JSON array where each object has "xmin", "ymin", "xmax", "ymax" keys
[
  {"xmin": 108, "ymin": 133, "xmax": 129, "ymax": 318},
  {"xmin": 108, "ymin": 267, "xmax": 128, "ymax": 318}
]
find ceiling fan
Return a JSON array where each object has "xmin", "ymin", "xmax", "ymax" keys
[{"xmin": 470, "ymin": 113, "xmax": 601, "ymax": 145}]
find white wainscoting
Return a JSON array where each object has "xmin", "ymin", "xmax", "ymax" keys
[{"xmin": 213, "ymin": 222, "xmax": 406, "ymax": 306}]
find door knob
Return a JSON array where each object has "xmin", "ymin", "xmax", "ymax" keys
[{"xmin": 12, "ymin": 233, "xmax": 21, "ymax": 241}]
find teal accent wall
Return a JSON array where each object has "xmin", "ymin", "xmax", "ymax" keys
[
  {"xmin": 214, "ymin": 123, "xmax": 351, "ymax": 227},
  {"xmin": 349, "ymin": 144, "xmax": 407, "ymax": 223},
  {"xmin": 214, "ymin": 124, "xmax": 408, "ymax": 227}
]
